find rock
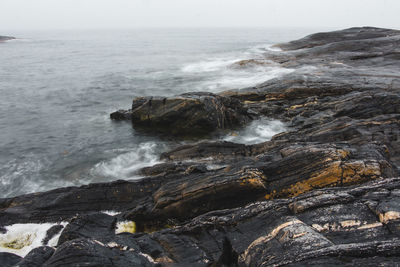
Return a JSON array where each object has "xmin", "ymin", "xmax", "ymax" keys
[
  {"xmin": 111, "ymin": 92, "xmax": 252, "ymax": 136},
  {"xmin": 43, "ymin": 238, "xmax": 153, "ymax": 266},
  {"xmin": 16, "ymin": 246, "xmax": 55, "ymax": 267},
  {"xmin": 0, "ymin": 36, "xmax": 15, "ymax": 42},
  {"xmin": 110, "ymin": 109, "xmax": 133, "ymax": 120},
  {"xmin": 276, "ymin": 27, "xmax": 400, "ymax": 50},
  {"xmin": 0, "ymin": 179, "xmax": 165, "ymax": 226},
  {"xmin": 42, "ymin": 225, "xmax": 65, "ymax": 245},
  {"xmin": 231, "ymin": 59, "xmax": 272, "ymax": 68},
  {"xmin": 214, "ymin": 237, "xmax": 239, "ymax": 266},
  {"xmin": 57, "ymin": 213, "xmax": 116, "ymax": 246},
  {"xmin": 160, "ymin": 140, "xmax": 250, "ymax": 161},
  {"xmin": 0, "ymin": 252, "xmax": 22, "ymax": 267},
  {"xmin": 261, "ymin": 143, "xmax": 397, "ymax": 199}
]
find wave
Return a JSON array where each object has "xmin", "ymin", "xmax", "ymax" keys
[
  {"xmin": 180, "ymin": 43, "xmax": 293, "ymax": 92},
  {"xmin": 0, "ymin": 158, "xmax": 49, "ymax": 198},
  {"xmin": 203, "ymin": 66, "xmax": 293, "ymax": 91},
  {"xmin": 245, "ymin": 44, "xmax": 283, "ymax": 54},
  {"xmin": 181, "ymin": 58, "xmax": 240, "ymax": 73},
  {"xmin": 224, "ymin": 119, "xmax": 287, "ymax": 145},
  {"xmin": 91, "ymin": 142, "xmax": 164, "ymax": 180}
]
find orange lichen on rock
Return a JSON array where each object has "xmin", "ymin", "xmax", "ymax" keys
[
  {"xmin": 278, "ymin": 161, "xmax": 343, "ymax": 198},
  {"xmin": 265, "ymin": 151, "xmax": 382, "ymax": 199},
  {"xmin": 240, "ymin": 169, "xmax": 266, "ymax": 188}
]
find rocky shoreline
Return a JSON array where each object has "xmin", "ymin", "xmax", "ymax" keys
[{"xmin": 1, "ymin": 27, "xmax": 400, "ymax": 266}]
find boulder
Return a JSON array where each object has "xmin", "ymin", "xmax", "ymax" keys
[{"xmin": 111, "ymin": 92, "xmax": 252, "ymax": 136}]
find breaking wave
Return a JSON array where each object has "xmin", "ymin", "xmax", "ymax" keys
[
  {"xmin": 224, "ymin": 119, "xmax": 287, "ymax": 145},
  {"xmin": 181, "ymin": 58, "xmax": 240, "ymax": 73},
  {"xmin": 91, "ymin": 142, "xmax": 164, "ymax": 180},
  {"xmin": 180, "ymin": 44, "xmax": 293, "ymax": 92}
]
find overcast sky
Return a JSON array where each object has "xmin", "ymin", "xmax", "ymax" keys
[{"xmin": 1, "ymin": 0, "xmax": 399, "ymax": 31}]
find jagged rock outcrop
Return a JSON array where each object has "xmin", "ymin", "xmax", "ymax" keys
[
  {"xmin": 111, "ymin": 92, "xmax": 253, "ymax": 136},
  {"xmin": 1, "ymin": 27, "xmax": 400, "ymax": 265}
]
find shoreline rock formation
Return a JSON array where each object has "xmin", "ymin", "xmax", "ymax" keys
[
  {"xmin": 0, "ymin": 36, "xmax": 15, "ymax": 42},
  {"xmin": 1, "ymin": 27, "xmax": 400, "ymax": 266},
  {"xmin": 111, "ymin": 92, "xmax": 253, "ymax": 137}
]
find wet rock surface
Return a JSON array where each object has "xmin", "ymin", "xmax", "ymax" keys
[
  {"xmin": 1, "ymin": 27, "xmax": 400, "ymax": 265},
  {"xmin": 111, "ymin": 92, "xmax": 253, "ymax": 136}
]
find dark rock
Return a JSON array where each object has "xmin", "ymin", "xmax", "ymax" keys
[
  {"xmin": 110, "ymin": 109, "xmax": 133, "ymax": 120},
  {"xmin": 0, "ymin": 252, "xmax": 22, "ymax": 267},
  {"xmin": 111, "ymin": 92, "xmax": 252, "ymax": 136},
  {"xmin": 57, "ymin": 213, "xmax": 116, "ymax": 246},
  {"xmin": 160, "ymin": 141, "xmax": 249, "ymax": 161},
  {"xmin": 276, "ymin": 27, "xmax": 400, "ymax": 50},
  {"xmin": 214, "ymin": 237, "xmax": 239, "ymax": 267},
  {"xmin": 42, "ymin": 225, "xmax": 64, "ymax": 245},
  {"xmin": 0, "ymin": 179, "xmax": 165, "ymax": 226},
  {"xmin": 140, "ymin": 162, "xmax": 195, "ymax": 176},
  {"xmin": 44, "ymin": 238, "xmax": 153, "ymax": 266},
  {"xmin": 0, "ymin": 36, "xmax": 15, "ymax": 42},
  {"xmin": 17, "ymin": 246, "xmax": 54, "ymax": 267}
]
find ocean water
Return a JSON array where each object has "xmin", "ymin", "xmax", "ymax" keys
[{"xmin": 0, "ymin": 28, "xmax": 322, "ymax": 198}]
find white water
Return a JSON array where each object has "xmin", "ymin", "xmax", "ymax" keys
[
  {"xmin": 181, "ymin": 58, "xmax": 240, "ymax": 73},
  {"xmin": 224, "ymin": 119, "xmax": 287, "ymax": 145},
  {"xmin": 91, "ymin": 142, "xmax": 164, "ymax": 180},
  {"xmin": 201, "ymin": 66, "xmax": 293, "ymax": 91},
  {"xmin": 180, "ymin": 44, "xmax": 294, "ymax": 92},
  {"xmin": 101, "ymin": 210, "xmax": 122, "ymax": 216},
  {"xmin": 0, "ymin": 222, "xmax": 67, "ymax": 257}
]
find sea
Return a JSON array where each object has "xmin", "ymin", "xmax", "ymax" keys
[{"xmin": 0, "ymin": 27, "xmax": 327, "ymax": 198}]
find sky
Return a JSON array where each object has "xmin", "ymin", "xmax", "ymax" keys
[{"xmin": 1, "ymin": 0, "xmax": 399, "ymax": 31}]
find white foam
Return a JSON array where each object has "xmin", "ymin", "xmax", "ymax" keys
[
  {"xmin": 101, "ymin": 210, "xmax": 122, "ymax": 216},
  {"xmin": 91, "ymin": 142, "xmax": 163, "ymax": 179},
  {"xmin": 224, "ymin": 119, "xmax": 287, "ymax": 145},
  {"xmin": 246, "ymin": 44, "xmax": 282, "ymax": 54},
  {"xmin": 0, "ymin": 222, "xmax": 67, "ymax": 257},
  {"xmin": 203, "ymin": 66, "xmax": 293, "ymax": 92},
  {"xmin": 181, "ymin": 58, "xmax": 239, "ymax": 73},
  {"xmin": 4, "ymin": 38, "xmax": 31, "ymax": 43},
  {"xmin": 264, "ymin": 44, "xmax": 283, "ymax": 52},
  {"xmin": 206, "ymin": 164, "xmax": 226, "ymax": 171},
  {"xmin": 0, "ymin": 158, "xmax": 48, "ymax": 198},
  {"xmin": 181, "ymin": 43, "xmax": 293, "ymax": 92}
]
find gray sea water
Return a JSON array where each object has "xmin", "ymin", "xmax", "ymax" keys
[{"xmin": 0, "ymin": 28, "xmax": 324, "ymax": 197}]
